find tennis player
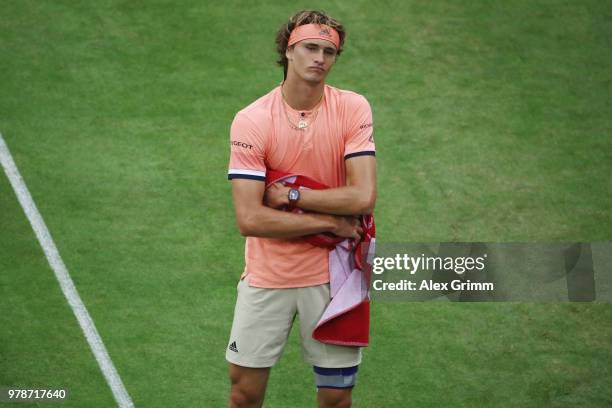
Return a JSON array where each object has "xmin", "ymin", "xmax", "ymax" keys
[{"xmin": 226, "ymin": 10, "xmax": 376, "ymax": 408}]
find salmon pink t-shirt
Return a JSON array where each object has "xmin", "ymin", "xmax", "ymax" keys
[{"xmin": 228, "ymin": 84, "xmax": 375, "ymax": 288}]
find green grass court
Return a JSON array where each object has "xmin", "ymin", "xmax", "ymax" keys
[{"xmin": 1, "ymin": 1, "xmax": 611, "ymax": 406}]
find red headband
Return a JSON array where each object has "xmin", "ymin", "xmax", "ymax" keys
[{"xmin": 288, "ymin": 23, "xmax": 340, "ymax": 49}]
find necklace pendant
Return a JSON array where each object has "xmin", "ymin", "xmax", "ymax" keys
[{"xmin": 298, "ymin": 120, "xmax": 307, "ymax": 129}]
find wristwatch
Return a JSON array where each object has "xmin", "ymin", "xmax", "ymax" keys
[{"xmin": 288, "ymin": 188, "xmax": 300, "ymax": 206}]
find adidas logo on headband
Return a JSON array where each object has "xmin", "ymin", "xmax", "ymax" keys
[{"xmin": 287, "ymin": 24, "xmax": 340, "ymax": 49}]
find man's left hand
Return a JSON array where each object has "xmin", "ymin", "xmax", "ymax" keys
[{"xmin": 264, "ymin": 183, "xmax": 290, "ymax": 209}]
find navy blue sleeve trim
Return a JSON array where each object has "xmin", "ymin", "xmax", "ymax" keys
[
  {"xmin": 227, "ymin": 174, "xmax": 266, "ymax": 181},
  {"xmin": 344, "ymin": 151, "xmax": 376, "ymax": 160}
]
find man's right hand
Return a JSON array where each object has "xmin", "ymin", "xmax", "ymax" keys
[{"xmin": 330, "ymin": 215, "xmax": 363, "ymax": 241}]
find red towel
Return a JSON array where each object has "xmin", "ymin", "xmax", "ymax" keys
[{"xmin": 265, "ymin": 170, "xmax": 375, "ymax": 347}]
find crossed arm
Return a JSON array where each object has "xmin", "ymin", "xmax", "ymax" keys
[{"xmin": 231, "ymin": 155, "xmax": 376, "ymax": 240}]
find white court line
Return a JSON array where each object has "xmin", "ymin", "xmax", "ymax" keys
[{"xmin": 0, "ymin": 133, "xmax": 135, "ymax": 408}]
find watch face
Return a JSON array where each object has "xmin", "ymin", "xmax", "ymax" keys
[{"xmin": 289, "ymin": 189, "xmax": 300, "ymax": 201}]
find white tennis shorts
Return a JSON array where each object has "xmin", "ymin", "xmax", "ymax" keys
[{"xmin": 226, "ymin": 276, "xmax": 362, "ymax": 368}]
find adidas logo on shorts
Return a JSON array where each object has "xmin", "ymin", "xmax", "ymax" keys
[{"xmin": 228, "ymin": 341, "xmax": 238, "ymax": 353}]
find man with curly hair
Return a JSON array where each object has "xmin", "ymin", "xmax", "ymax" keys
[{"xmin": 226, "ymin": 10, "xmax": 376, "ymax": 408}]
